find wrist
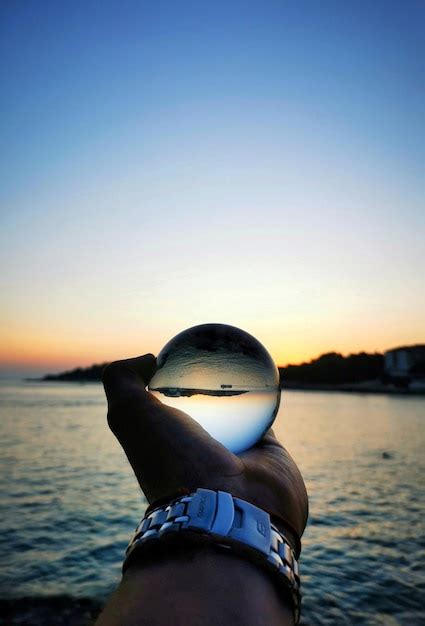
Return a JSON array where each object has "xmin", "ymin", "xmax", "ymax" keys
[
  {"xmin": 123, "ymin": 544, "xmax": 295, "ymax": 626},
  {"xmin": 125, "ymin": 488, "xmax": 301, "ymax": 623}
]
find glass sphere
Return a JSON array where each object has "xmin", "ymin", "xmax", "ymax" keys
[{"xmin": 148, "ymin": 323, "xmax": 281, "ymax": 453}]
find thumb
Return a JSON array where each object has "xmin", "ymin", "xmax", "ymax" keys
[
  {"xmin": 102, "ymin": 353, "xmax": 157, "ymax": 405},
  {"xmin": 102, "ymin": 354, "xmax": 241, "ymax": 502}
]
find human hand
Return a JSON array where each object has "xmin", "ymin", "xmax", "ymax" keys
[{"xmin": 103, "ymin": 354, "xmax": 308, "ymax": 553}]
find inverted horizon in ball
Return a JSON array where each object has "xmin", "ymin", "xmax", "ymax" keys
[{"xmin": 148, "ymin": 323, "xmax": 281, "ymax": 453}]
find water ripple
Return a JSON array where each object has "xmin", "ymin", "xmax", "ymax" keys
[{"xmin": 0, "ymin": 381, "xmax": 424, "ymax": 625}]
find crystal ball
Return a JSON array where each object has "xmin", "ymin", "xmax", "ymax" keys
[{"xmin": 148, "ymin": 323, "xmax": 281, "ymax": 453}]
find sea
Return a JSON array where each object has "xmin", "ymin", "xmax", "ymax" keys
[{"xmin": 0, "ymin": 379, "xmax": 424, "ymax": 625}]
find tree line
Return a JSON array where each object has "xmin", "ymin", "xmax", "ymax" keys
[{"xmin": 43, "ymin": 351, "xmax": 385, "ymax": 384}]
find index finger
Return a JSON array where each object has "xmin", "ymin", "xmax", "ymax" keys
[{"xmin": 102, "ymin": 354, "xmax": 157, "ymax": 405}]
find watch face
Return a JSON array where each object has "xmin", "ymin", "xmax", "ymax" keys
[{"xmin": 148, "ymin": 323, "xmax": 281, "ymax": 453}]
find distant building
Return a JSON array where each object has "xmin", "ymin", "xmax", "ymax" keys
[{"xmin": 384, "ymin": 345, "xmax": 425, "ymax": 387}]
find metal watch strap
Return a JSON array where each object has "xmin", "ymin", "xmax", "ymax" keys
[{"xmin": 123, "ymin": 488, "xmax": 301, "ymax": 623}]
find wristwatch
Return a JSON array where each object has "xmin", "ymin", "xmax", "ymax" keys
[{"xmin": 123, "ymin": 488, "xmax": 301, "ymax": 623}]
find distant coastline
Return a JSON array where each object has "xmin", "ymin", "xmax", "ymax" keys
[
  {"xmin": 282, "ymin": 380, "xmax": 425, "ymax": 395},
  {"xmin": 27, "ymin": 349, "xmax": 425, "ymax": 395}
]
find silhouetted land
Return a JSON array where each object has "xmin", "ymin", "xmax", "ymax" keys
[
  {"xmin": 41, "ymin": 363, "xmax": 107, "ymax": 382},
  {"xmin": 283, "ymin": 351, "xmax": 384, "ymax": 384},
  {"xmin": 154, "ymin": 387, "xmax": 247, "ymax": 397},
  {"xmin": 30, "ymin": 351, "xmax": 423, "ymax": 394},
  {"xmin": 36, "ymin": 352, "xmax": 382, "ymax": 383}
]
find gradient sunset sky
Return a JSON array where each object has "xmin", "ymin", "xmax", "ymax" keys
[{"xmin": 1, "ymin": 1, "xmax": 424, "ymax": 374}]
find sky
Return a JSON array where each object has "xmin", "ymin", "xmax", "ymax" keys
[{"xmin": 0, "ymin": 0, "xmax": 424, "ymax": 375}]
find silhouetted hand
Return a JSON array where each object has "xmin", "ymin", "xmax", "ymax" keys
[{"xmin": 103, "ymin": 354, "xmax": 308, "ymax": 553}]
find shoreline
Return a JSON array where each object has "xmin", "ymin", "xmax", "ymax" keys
[
  {"xmin": 282, "ymin": 381, "xmax": 425, "ymax": 395},
  {"xmin": 0, "ymin": 596, "xmax": 102, "ymax": 626},
  {"xmin": 23, "ymin": 377, "xmax": 425, "ymax": 396}
]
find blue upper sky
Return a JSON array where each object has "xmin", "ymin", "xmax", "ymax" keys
[{"xmin": 0, "ymin": 0, "xmax": 424, "ymax": 372}]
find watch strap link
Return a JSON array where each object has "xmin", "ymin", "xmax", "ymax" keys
[{"xmin": 123, "ymin": 488, "xmax": 301, "ymax": 623}]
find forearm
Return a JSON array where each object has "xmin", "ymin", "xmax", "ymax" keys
[{"xmin": 96, "ymin": 545, "xmax": 295, "ymax": 626}]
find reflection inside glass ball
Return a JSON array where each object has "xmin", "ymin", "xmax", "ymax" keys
[{"xmin": 148, "ymin": 323, "xmax": 281, "ymax": 453}]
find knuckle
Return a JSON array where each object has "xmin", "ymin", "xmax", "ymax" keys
[
  {"xmin": 106, "ymin": 408, "xmax": 117, "ymax": 433},
  {"xmin": 106, "ymin": 392, "xmax": 142, "ymax": 434},
  {"xmin": 106, "ymin": 400, "xmax": 131, "ymax": 434},
  {"xmin": 106, "ymin": 407, "xmax": 122, "ymax": 435},
  {"xmin": 101, "ymin": 361, "xmax": 123, "ymax": 386}
]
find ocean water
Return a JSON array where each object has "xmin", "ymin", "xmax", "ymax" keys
[{"xmin": 0, "ymin": 380, "xmax": 424, "ymax": 625}]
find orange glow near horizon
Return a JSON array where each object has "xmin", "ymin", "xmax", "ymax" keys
[{"xmin": 1, "ymin": 316, "xmax": 423, "ymax": 373}]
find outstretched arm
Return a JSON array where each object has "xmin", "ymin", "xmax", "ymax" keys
[{"xmin": 96, "ymin": 355, "xmax": 308, "ymax": 626}]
